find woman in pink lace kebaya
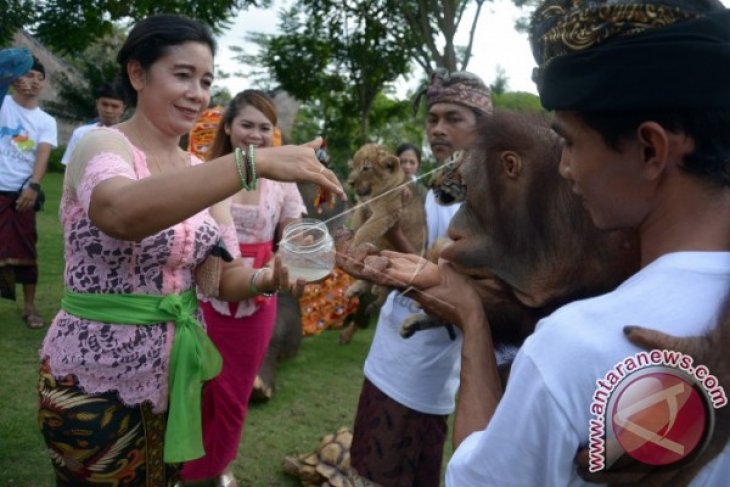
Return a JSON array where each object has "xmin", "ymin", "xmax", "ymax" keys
[
  {"xmin": 180, "ymin": 90, "xmax": 306, "ymax": 486},
  {"xmin": 36, "ymin": 15, "xmax": 344, "ymax": 487}
]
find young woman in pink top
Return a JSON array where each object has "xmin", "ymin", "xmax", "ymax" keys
[
  {"xmin": 180, "ymin": 90, "xmax": 306, "ymax": 486},
  {"xmin": 37, "ymin": 15, "xmax": 343, "ymax": 486}
]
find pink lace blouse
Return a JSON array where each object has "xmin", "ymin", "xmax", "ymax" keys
[
  {"xmin": 206, "ymin": 178, "xmax": 306, "ymax": 317},
  {"xmin": 41, "ymin": 130, "xmax": 230, "ymax": 413}
]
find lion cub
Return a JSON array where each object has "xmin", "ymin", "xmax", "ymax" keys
[{"xmin": 340, "ymin": 143, "xmax": 427, "ymax": 342}]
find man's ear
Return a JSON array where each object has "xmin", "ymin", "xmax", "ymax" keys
[
  {"xmin": 636, "ymin": 122, "xmax": 671, "ymax": 181},
  {"xmin": 500, "ymin": 151, "xmax": 522, "ymax": 179},
  {"xmin": 127, "ymin": 60, "xmax": 146, "ymax": 92}
]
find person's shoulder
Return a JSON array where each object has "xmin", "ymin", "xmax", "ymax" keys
[
  {"xmin": 72, "ymin": 122, "xmax": 98, "ymax": 135},
  {"xmin": 74, "ymin": 127, "xmax": 134, "ymax": 158},
  {"xmin": 35, "ymin": 107, "xmax": 57, "ymax": 126},
  {"xmin": 36, "ymin": 105, "xmax": 54, "ymax": 118}
]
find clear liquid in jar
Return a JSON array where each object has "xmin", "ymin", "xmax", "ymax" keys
[
  {"xmin": 285, "ymin": 266, "xmax": 332, "ymax": 283},
  {"xmin": 280, "ymin": 219, "xmax": 335, "ymax": 283}
]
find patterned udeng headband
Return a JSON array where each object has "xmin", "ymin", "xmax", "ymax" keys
[
  {"xmin": 413, "ymin": 70, "xmax": 493, "ymax": 115},
  {"xmin": 530, "ymin": 2, "xmax": 730, "ymax": 111}
]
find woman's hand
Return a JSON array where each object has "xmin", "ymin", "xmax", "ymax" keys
[
  {"xmin": 256, "ymin": 137, "xmax": 345, "ymax": 203},
  {"xmin": 255, "ymin": 256, "xmax": 307, "ymax": 298}
]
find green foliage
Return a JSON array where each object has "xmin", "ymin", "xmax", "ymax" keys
[
  {"xmin": 1, "ymin": 1, "xmax": 35, "ymax": 47},
  {"xmin": 211, "ymin": 85, "xmax": 233, "ymax": 107},
  {"xmin": 490, "ymin": 66, "xmax": 509, "ymax": 95},
  {"xmin": 237, "ymin": 0, "xmax": 499, "ymax": 179},
  {"xmin": 511, "ymin": 0, "xmax": 540, "ymax": 32},
  {"xmin": 257, "ymin": 1, "xmax": 414, "ymax": 145},
  {"xmin": 395, "ymin": 0, "xmax": 490, "ymax": 72},
  {"xmin": 47, "ymin": 146, "xmax": 66, "ymax": 174},
  {"xmin": 45, "ymin": 62, "xmax": 120, "ymax": 123},
  {"xmin": 368, "ymin": 92, "xmax": 426, "ymax": 153},
  {"xmin": 4, "ymin": 0, "xmax": 272, "ymax": 54},
  {"xmin": 492, "ymin": 91, "xmax": 543, "ymax": 112},
  {"xmin": 244, "ymin": 0, "xmax": 438, "ymax": 177},
  {"xmin": 41, "ymin": 29, "xmax": 126, "ymax": 123},
  {"xmin": 290, "ymin": 92, "xmax": 426, "ymax": 179}
]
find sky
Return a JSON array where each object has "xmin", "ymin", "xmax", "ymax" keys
[
  {"xmin": 215, "ymin": 0, "xmax": 538, "ymax": 98},
  {"xmin": 216, "ymin": 0, "xmax": 730, "ymax": 98}
]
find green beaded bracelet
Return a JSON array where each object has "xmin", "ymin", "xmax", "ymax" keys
[
  {"xmin": 246, "ymin": 144, "xmax": 258, "ymax": 190},
  {"xmin": 250, "ymin": 267, "xmax": 275, "ymax": 297},
  {"xmin": 234, "ymin": 147, "xmax": 251, "ymax": 191}
]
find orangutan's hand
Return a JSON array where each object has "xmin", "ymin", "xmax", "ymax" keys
[
  {"xmin": 336, "ymin": 240, "xmax": 381, "ymax": 281},
  {"xmin": 375, "ymin": 250, "xmax": 440, "ymax": 289}
]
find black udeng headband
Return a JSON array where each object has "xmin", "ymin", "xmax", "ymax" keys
[{"xmin": 531, "ymin": 7, "xmax": 730, "ymax": 111}]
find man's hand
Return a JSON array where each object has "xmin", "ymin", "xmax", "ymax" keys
[
  {"xmin": 405, "ymin": 261, "xmax": 484, "ymax": 327},
  {"xmin": 15, "ymin": 187, "xmax": 37, "ymax": 212}
]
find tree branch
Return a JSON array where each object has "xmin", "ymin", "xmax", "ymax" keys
[{"xmin": 460, "ymin": 0, "xmax": 486, "ymax": 71}]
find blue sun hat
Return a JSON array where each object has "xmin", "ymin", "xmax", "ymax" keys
[{"xmin": 0, "ymin": 48, "xmax": 34, "ymax": 106}]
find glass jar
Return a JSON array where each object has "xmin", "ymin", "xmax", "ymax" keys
[{"xmin": 279, "ymin": 219, "xmax": 335, "ymax": 282}]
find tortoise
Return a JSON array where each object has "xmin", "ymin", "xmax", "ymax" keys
[{"xmin": 282, "ymin": 427, "xmax": 380, "ymax": 487}]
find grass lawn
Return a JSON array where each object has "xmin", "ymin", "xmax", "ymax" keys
[{"xmin": 0, "ymin": 172, "xmax": 453, "ymax": 486}]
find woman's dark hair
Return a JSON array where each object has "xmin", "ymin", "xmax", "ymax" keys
[
  {"xmin": 117, "ymin": 14, "xmax": 217, "ymax": 106},
  {"xmin": 208, "ymin": 89, "xmax": 278, "ymax": 160},
  {"xmin": 580, "ymin": 109, "xmax": 730, "ymax": 188},
  {"xmin": 396, "ymin": 143, "xmax": 422, "ymax": 164}
]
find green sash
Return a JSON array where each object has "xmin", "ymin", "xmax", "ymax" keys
[{"xmin": 61, "ymin": 289, "xmax": 222, "ymax": 463}]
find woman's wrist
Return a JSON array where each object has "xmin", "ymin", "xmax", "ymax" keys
[
  {"xmin": 253, "ymin": 147, "xmax": 270, "ymax": 178},
  {"xmin": 249, "ymin": 267, "xmax": 275, "ymax": 297}
]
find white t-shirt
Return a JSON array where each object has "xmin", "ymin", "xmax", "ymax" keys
[
  {"xmin": 364, "ymin": 189, "xmax": 463, "ymax": 415},
  {"xmin": 0, "ymin": 95, "xmax": 57, "ymax": 191},
  {"xmin": 446, "ymin": 252, "xmax": 730, "ymax": 486},
  {"xmin": 61, "ymin": 122, "xmax": 99, "ymax": 165}
]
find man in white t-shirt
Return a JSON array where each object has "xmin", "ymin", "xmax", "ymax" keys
[
  {"xmin": 347, "ymin": 70, "xmax": 493, "ymax": 487},
  {"xmin": 0, "ymin": 56, "xmax": 57, "ymax": 328},
  {"xmin": 369, "ymin": 1, "xmax": 730, "ymax": 485},
  {"xmin": 61, "ymin": 81, "xmax": 125, "ymax": 166}
]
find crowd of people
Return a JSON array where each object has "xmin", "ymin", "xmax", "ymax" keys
[{"xmin": 1, "ymin": 0, "xmax": 728, "ymax": 485}]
